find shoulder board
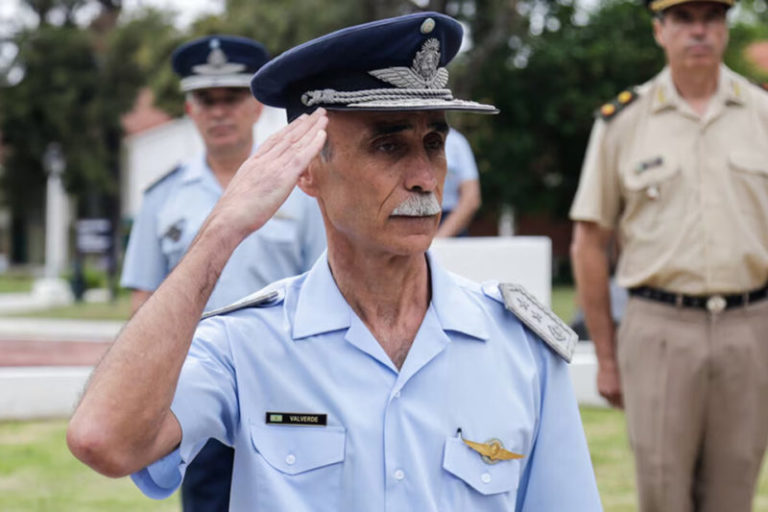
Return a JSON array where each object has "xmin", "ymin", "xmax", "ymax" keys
[
  {"xmin": 498, "ymin": 283, "xmax": 577, "ymax": 362},
  {"xmin": 597, "ymin": 88, "xmax": 638, "ymax": 121},
  {"xmin": 144, "ymin": 164, "xmax": 182, "ymax": 194},
  {"xmin": 201, "ymin": 289, "xmax": 283, "ymax": 320}
]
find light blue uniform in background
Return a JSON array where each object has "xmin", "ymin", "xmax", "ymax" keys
[
  {"xmin": 121, "ymin": 151, "xmax": 326, "ymax": 310},
  {"xmin": 132, "ymin": 252, "xmax": 602, "ymax": 511},
  {"xmin": 442, "ymin": 128, "xmax": 479, "ymax": 212}
]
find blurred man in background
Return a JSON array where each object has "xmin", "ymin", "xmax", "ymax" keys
[
  {"xmin": 571, "ymin": 0, "xmax": 768, "ymax": 509},
  {"xmin": 120, "ymin": 34, "xmax": 325, "ymax": 511},
  {"xmin": 436, "ymin": 127, "xmax": 481, "ymax": 237}
]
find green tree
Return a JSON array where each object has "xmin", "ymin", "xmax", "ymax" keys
[{"xmin": 0, "ymin": 1, "xmax": 176, "ymax": 263}]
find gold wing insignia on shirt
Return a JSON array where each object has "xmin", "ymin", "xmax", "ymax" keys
[
  {"xmin": 598, "ymin": 88, "xmax": 638, "ymax": 121},
  {"xmin": 463, "ymin": 438, "xmax": 524, "ymax": 464}
]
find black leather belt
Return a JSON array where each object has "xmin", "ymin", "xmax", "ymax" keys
[{"xmin": 628, "ymin": 285, "xmax": 768, "ymax": 313}]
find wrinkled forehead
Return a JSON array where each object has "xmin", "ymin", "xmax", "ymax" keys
[{"xmin": 328, "ymin": 109, "xmax": 449, "ymax": 134}]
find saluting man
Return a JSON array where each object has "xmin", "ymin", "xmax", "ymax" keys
[
  {"xmin": 120, "ymin": 35, "xmax": 326, "ymax": 511},
  {"xmin": 72, "ymin": 13, "xmax": 600, "ymax": 511},
  {"xmin": 570, "ymin": 0, "xmax": 768, "ymax": 509}
]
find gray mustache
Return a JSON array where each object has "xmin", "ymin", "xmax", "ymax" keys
[{"xmin": 391, "ymin": 193, "xmax": 441, "ymax": 217}]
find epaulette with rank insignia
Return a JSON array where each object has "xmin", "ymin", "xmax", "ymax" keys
[
  {"xmin": 201, "ymin": 289, "xmax": 282, "ymax": 320},
  {"xmin": 598, "ymin": 89, "xmax": 638, "ymax": 121},
  {"xmin": 144, "ymin": 164, "xmax": 182, "ymax": 194},
  {"xmin": 498, "ymin": 283, "xmax": 577, "ymax": 362}
]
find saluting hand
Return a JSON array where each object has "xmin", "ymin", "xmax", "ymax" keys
[{"xmin": 207, "ymin": 108, "xmax": 328, "ymax": 241}]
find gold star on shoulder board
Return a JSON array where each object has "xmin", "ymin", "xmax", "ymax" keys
[
  {"xmin": 600, "ymin": 103, "xmax": 616, "ymax": 117},
  {"xmin": 463, "ymin": 438, "xmax": 524, "ymax": 464}
]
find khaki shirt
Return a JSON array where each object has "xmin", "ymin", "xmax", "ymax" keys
[{"xmin": 570, "ymin": 66, "xmax": 768, "ymax": 294}]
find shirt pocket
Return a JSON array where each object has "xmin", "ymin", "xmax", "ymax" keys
[
  {"xmin": 249, "ymin": 423, "xmax": 346, "ymax": 511},
  {"xmin": 250, "ymin": 422, "xmax": 345, "ymax": 474},
  {"xmin": 620, "ymin": 154, "xmax": 682, "ymax": 236},
  {"xmin": 729, "ymin": 152, "xmax": 768, "ymax": 177},
  {"xmin": 440, "ymin": 436, "xmax": 521, "ymax": 510},
  {"xmin": 157, "ymin": 218, "xmax": 187, "ymax": 270},
  {"xmin": 727, "ymin": 151, "xmax": 768, "ymax": 224}
]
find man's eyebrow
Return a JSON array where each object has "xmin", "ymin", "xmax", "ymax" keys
[
  {"xmin": 430, "ymin": 121, "xmax": 449, "ymax": 134},
  {"xmin": 369, "ymin": 122, "xmax": 414, "ymax": 136}
]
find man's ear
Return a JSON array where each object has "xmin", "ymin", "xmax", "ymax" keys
[
  {"xmin": 252, "ymin": 100, "xmax": 265, "ymax": 123},
  {"xmin": 297, "ymin": 157, "xmax": 322, "ymax": 198},
  {"xmin": 652, "ymin": 18, "xmax": 665, "ymax": 48}
]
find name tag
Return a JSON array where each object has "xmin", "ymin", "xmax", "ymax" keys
[{"xmin": 266, "ymin": 412, "xmax": 328, "ymax": 426}]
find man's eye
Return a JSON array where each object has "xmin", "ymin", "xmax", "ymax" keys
[
  {"xmin": 375, "ymin": 141, "xmax": 400, "ymax": 153},
  {"xmin": 425, "ymin": 137, "xmax": 445, "ymax": 151}
]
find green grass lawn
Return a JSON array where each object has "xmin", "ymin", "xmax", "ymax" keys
[
  {"xmin": 2, "ymin": 410, "xmax": 768, "ymax": 511},
  {"xmin": 10, "ymin": 295, "xmax": 133, "ymax": 321}
]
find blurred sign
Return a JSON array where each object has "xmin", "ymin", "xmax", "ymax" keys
[{"xmin": 76, "ymin": 219, "xmax": 112, "ymax": 254}]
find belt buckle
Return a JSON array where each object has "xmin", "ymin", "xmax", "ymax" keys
[{"xmin": 706, "ymin": 295, "xmax": 726, "ymax": 314}]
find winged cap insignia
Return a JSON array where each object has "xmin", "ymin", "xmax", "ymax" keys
[
  {"xmin": 369, "ymin": 38, "xmax": 449, "ymax": 89},
  {"xmin": 192, "ymin": 37, "xmax": 246, "ymax": 75}
]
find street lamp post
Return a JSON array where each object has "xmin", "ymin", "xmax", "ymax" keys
[{"xmin": 33, "ymin": 142, "xmax": 73, "ymax": 306}]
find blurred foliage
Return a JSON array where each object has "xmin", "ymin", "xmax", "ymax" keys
[
  {"xmin": 0, "ymin": 1, "xmax": 177, "ymax": 223},
  {"xmin": 2, "ymin": 0, "xmax": 768, "ymax": 238}
]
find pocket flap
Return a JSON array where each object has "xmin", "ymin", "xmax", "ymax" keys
[
  {"xmin": 442, "ymin": 437, "xmax": 521, "ymax": 495},
  {"xmin": 729, "ymin": 153, "xmax": 768, "ymax": 175},
  {"xmin": 622, "ymin": 155, "xmax": 679, "ymax": 191},
  {"xmin": 250, "ymin": 423, "xmax": 346, "ymax": 475}
]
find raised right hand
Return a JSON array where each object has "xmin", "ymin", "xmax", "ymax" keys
[{"xmin": 207, "ymin": 108, "xmax": 328, "ymax": 240}]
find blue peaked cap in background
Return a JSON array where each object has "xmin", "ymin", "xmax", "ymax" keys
[
  {"xmin": 251, "ymin": 12, "xmax": 498, "ymax": 121},
  {"xmin": 172, "ymin": 35, "xmax": 269, "ymax": 92}
]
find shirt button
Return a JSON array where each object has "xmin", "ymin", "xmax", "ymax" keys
[
  {"xmin": 394, "ymin": 469, "xmax": 405, "ymax": 480},
  {"xmin": 481, "ymin": 472, "xmax": 492, "ymax": 484},
  {"xmin": 285, "ymin": 454, "xmax": 296, "ymax": 465},
  {"xmin": 394, "ymin": 390, "xmax": 401, "ymax": 398}
]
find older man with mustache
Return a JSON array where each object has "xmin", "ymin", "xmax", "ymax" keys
[
  {"xmin": 69, "ymin": 13, "xmax": 600, "ymax": 511},
  {"xmin": 570, "ymin": 0, "xmax": 768, "ymax": 510}
]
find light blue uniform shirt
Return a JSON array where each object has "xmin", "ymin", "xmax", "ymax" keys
[
  {"xmin": 132, "ymin": 253, "xmax": 601, "ymax": 511},
  {"xmin": 121, "ymin": 151, "xmax": 326, "ymax": 309},
  {"xmin": 442, "ymin": 128, "xmax": 479, "ymax": 212}
]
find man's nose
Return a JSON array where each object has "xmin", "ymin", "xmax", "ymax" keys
[{"xmin": 404, "ymin": 152, "xmax": 439, "ymax": 193}]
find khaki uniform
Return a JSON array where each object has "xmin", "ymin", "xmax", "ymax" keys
[{"xmin": 571, "ymin": 66, "xmax": 768, "ymax": 512}]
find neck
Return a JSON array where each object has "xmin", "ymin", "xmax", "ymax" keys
[
  {"xmin": 206, "ymin": 140, "xmax": 252, "ymax": 189},
  {"xmin": 327, "ymin": 236, "xmax": 431, "ymax": 369},
  {"xmin": 669, "ymin": 63, "xmax": 720, "ymax": 115}
]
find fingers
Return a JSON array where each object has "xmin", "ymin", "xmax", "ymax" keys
[{"xmin": 256, "ymin": 109, "xmax": 327, "ymax": 161}]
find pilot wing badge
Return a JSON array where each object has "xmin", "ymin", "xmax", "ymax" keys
[
  {"xmin": 499, "ymin": 283, "xmax": 578, "ymax": 362},
  {"xmin": 463, "ymin": 438, "xmax": 524, "ymax": 464}
]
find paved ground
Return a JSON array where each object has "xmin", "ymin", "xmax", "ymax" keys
[{"xmin": 0, "ymin": 316, "xmax": 122, "ymax": 367}]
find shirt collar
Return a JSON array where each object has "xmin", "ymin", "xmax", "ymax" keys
[
  {"xmin": 652, "ymin": 64, "xmax": 745, "ymax": 113},
  {"xmin": 292, "ymin": 251, "xmax": 489, "ymax": 341}
]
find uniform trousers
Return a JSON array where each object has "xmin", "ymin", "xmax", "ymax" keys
[
  {"xmin": 618, "ymin": 297, "xmax": 768, "ymax": 512},
  {"xmin": 181, "ymin": 439, "xmax": 233, "ymax": 512}
]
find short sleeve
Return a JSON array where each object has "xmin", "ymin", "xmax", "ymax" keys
[
  {"xmin": 515, "ymin": 334, "xmax": 603, "ymax": 511},
  {"xmin": 121, "ymin": 190, "xmax": 168, "ymax": 292},
  {"xmin": 569, "ymin": 119, "xmax": 621, "ymax": 230},
  {"xmin": 131, "ymin": 318, "xmax": 239, "ymax": 499}
]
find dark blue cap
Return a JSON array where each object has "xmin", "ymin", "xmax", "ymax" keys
[
  {"xmin": 172, "ymin": 35, "xmax": 269, "ymax": 92},
  {"xmin": 251, "ymin": 12, "xmax": 497, "ymax": 121}
]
